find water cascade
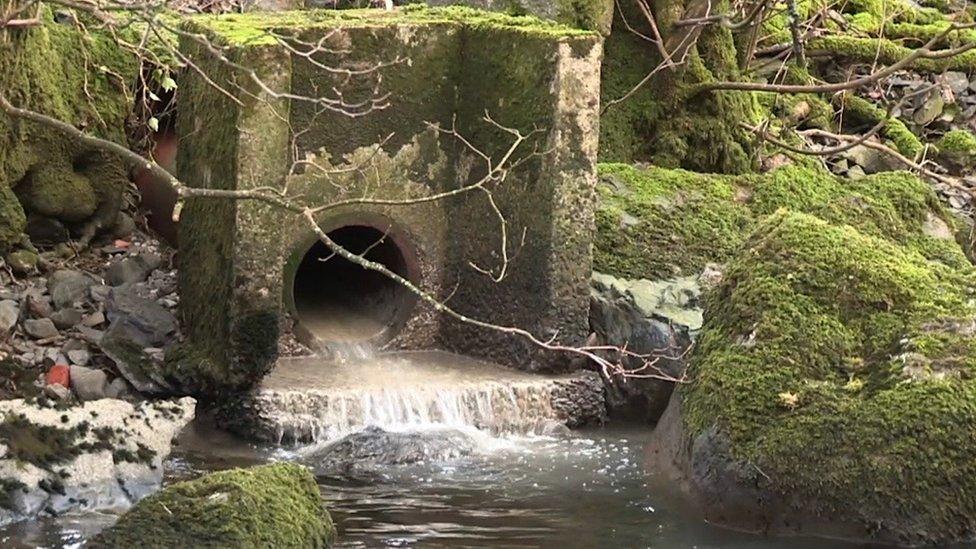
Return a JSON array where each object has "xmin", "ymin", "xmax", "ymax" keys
[{"xmin": 217, "ymin": 351, "xmax": 606, "ymax": 445}]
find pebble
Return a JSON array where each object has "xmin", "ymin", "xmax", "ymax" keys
[
  {"xmin": 82, "ymin": 310, "xmax": 106, "ymax": 327},
  {"xmin": 5, "ymin": 249, "xmax": 39, "ymax": 275},
  {"xmin": 69, "ymin": 365, "xmax": 108, "ymax": 401},
  {"xmin": 50, "ymin": 307, "xmax": 83, "ymax": 329},
  {"xmin": 75, "ymin": 326, "xmax": 105, "ymax": 345},
  {"xmin": 105, "ymin": 254, "xmax": 162, "ymax": 287},
  {"xmin": 0, "ymin": 300, "xmax": 19, "ymax": 334},
  {"xmin": 43, "ymin": 383, "xmax": 72, "ymax": 401},
  {"xmin": 26, "ymin": 293, "xmax": 52, "ymax": 319},
  {"xmin": 23, "ymin": 318, "xmax": 59, "ymax": 340},
  {"xmin": 48, "ymin": 270, "xmax": 94, "ymax": 310},
  {"xmin": 67, "ymin": 349, "xmax": 91, "ymax": 366},
  {"xmin": 105, "ymin": 377, "xmax": 136, "ymax": 401}
]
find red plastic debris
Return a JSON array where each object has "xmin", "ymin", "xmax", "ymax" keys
[{"xmin": 46, "ymin": 364, "xmax": 71, "ymax": 388}]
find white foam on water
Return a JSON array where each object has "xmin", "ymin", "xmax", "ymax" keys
[{"xmin": 257, "ymin": 351, "xmax": 583, "ymax": 448}]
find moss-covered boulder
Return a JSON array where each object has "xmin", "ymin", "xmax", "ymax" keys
[
  {"xmin": 650, "ymin": 209, "xmax": 976, "ymax": 545},
  {"xmin": 89, "ymin": 463, "xmax": 334, "ymax": 548},
  {"xmin": 0, "ymin": 6, "xmax": 138, "ymax": 248},
  {"xmin": 936, "ymin": 129, "xmax": 976, "ymax": 174},
  {"xmin": 0, "ymin": 185, "xmax": 26, "ymax": 254},
  {"xmin": 595, "ymin": 162, "xmax": 967, "ymax": 280}
]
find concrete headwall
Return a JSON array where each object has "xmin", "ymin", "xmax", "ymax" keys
[{"xmin": 176, "ymin": 7, "xmax": 603, "ymax": 386}]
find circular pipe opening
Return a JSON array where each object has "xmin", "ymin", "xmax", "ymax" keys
[{"xmin": 292, "ymin": 224, "xmax": 417, "ymax": 346}]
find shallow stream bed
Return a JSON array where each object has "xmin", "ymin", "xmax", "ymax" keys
[{"xmin": 0, "ymin": 419, "xmax": 856, "ymax": 548}]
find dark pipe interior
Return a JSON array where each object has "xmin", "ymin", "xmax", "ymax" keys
[{"xmin": 293, "ymin": 225, "xmax": 413, "ymax": 343}]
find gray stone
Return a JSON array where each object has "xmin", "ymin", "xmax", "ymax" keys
[
  {"xmin": 89, "ymin": 285, "xmax": 111, "ymax": 303},
  {"xmin": 42, "ymin": 383, "xmax": 72, "ymax": 401},
  {"xmin": 23, "ymin": 318, "xmax": 58, "ymax": 340},
  {"xmin": 100, "ymin": 288, "xmax": 178, "ymax": 393},
  {"xmin": 75, "ymin": 326, "xmax": 104, "ymax": 345},
  {"xmin": 312, "ymin": 426, "xmax": 476, "ymax": 473},
  {"xmin": 49, "ymin": 308, "xmax": 83, "ymax": 329},
  {"xmin": 105, "ymin": 377, "xmax": 137, "ymax": 401},
  {"xmin": 66, "ymin": 349, "xmax": 91, "ymax": 366},
  {"xmin": 922, "ymin": 212, "xmax": 954, "ymax": 240},
  {"xmin": 846, "ymin": 164, "xmax": 866, "ymax": 180},
  {"xmin": 105, "ymin": 287, "xmax": 178, "ymax": 347},
  {"xmin": 842, "ymin": 145, "xmax": 899, "ymax": 175},
  {"xmin": 945, "ymin": 71, "xmax": 970, "ymax": 96},
  {"xmin": 589, "ymin": 271, "xmax": 697, "ymax": 421},
  {"xmin": 25, "ymin": 293, "xmax": 51, "ymax": 319},
  {"xmin": 47, "ymin": 270, "xmax": 94, "ymax": 310},
  {"xmin": 5, "ymin": 250, "xmax": 38, "ymax": 275},
  {"xmin": 913, "ymin": 92, "xmax": 945, "ymax": 125},
  {"xmin": 104, "ymin": 254, "xmax": 162, "ymax": 287},
  {"xmin": 69, "ymin": 365, "xmax": 108, "ymax": 401},
  {"xmin": 81, "ymin": 310, "xmax": 105, "ymax": 327},
  {"xmin": 112, "ymin": 212, "xmax": 137, "ymax": 239},
  {"xmin": 0, "ymin": 300, "xmax": 19, "ymax": 335},
  {"xmin": 100, "ymin": 324, "xmax": 175, "ymax": 395}
]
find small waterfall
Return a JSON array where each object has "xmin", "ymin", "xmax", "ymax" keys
[
  {"xmin": 266, "ymin": 380, "xmax": 561, "ymax": 444},
  {"xmin": 220, "ymin": 351, "xmax": 605, "ymax": 445}
]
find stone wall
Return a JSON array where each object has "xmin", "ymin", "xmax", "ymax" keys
[{"xmin": 176, "ymin": 7, "xmax": 603, "ymax": 384}]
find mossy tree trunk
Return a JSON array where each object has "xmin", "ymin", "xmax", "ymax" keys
[{"xmin": 600, "ymin": 0, "xmax": 758, "ymax": 173}]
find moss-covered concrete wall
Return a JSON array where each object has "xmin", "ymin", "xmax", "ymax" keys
[{"xmin": 176, "ymin": 7, "xmax": 602, "ymax": 386}]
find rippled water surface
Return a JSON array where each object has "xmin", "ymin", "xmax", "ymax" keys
[{"xmin": 1, "ymin": 420, "xmax": 858, "ymax": 548}]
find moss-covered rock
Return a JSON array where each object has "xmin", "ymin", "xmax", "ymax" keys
[
  {"xmin": 594, "ymin": 162, "xmax": 965, "ymax": 279},
  {"xmin": 652, "ymin": 209, "xmax": 976, "ymax": 545},
  {"xmin": 0, "ymin": 184, "xmax": 26, "ymax": 253},
  {"xmin": 936, "ymin": 129, "xmax": 976, "ymax": 173},
  {"xmin": 0, "ymin": 5, "xmax": 138, "ymax": 245},
  {"xmin": 838, "ymin": 93, "xmax": 924, "ymax": 159},
  {"xmin": 88, "ymin": 463, "xmax": 335, "ymax": 548}
]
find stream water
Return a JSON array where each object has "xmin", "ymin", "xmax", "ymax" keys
[
  {"xmin": 0, "ymin": 351, "xmax": 862, "ymax": 548},
  {"xmin": 0, "ymin": 419, "xmax": 861, "ymax": 548}
]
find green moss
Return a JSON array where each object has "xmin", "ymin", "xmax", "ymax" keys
[
  {"xmin": 88, "ymin": 463, "xmax": 335, "ymax": 548},
  {"xmin": 938, "ymin": 129, "xmax": 976, "ymax": 154},
  {"xmin": 554, "ymin": 0, "xmax": 613, "ymax": 33},
  {"xmin": 594, "ymin": 162, "xmax": 965, "ymax": 279},
  {"xmin": 0, "ymin": 413, "xmax": 82, "ymax": 468},
  {"xmin": 0, "ymin": 6, "xmax": 138, "ymax": 240},
  {"xmin": 595, "ymin": 163, "xmax": 752, "ymax": 278},
  {"xmin": 807, "ymin": 34, "xmax": 976, "ymax": 72},
  {"xmin": 936, "ymin": 129, "xmax": 976, "ymax": 172},
  {"xmin": 679, "ymin": 210, "xmax": 976, "ymax": 544},
  {"xmin": 191, "ymin": 5, "xmax": 594, "ymax": 47},
  {"xmin": 838, "ymin": 93, "xmax": 924, "ymax": 158},
  {"xmin": 0, "ymin": 478, "xmax": 27, "ymax": 511},
  {"xmin": 757, "ymin": 91, "xmax": 832, "ymax": 130},
  {"xmin": 0, "ymin": 185, "xmax": 26, "ymax": 252},
  {"xmin": 599, "ymin": 0, "xmax": 758, "ymax": 173},
  {"xmin": 14, "ymin": 164, "xmax": 98, "ymax": 223},
  {"xmin": 0, "ymin": 360, "xmax": 40, "ymax": 400}
]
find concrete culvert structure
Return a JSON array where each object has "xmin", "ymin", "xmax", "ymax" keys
[
  {"xmin": 291, "ymin": 225, "xmax": 418, "ymax": 346},
  {"xmin": 176, "ymin": 10, "xmax": 602, "ymax": 387}
]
